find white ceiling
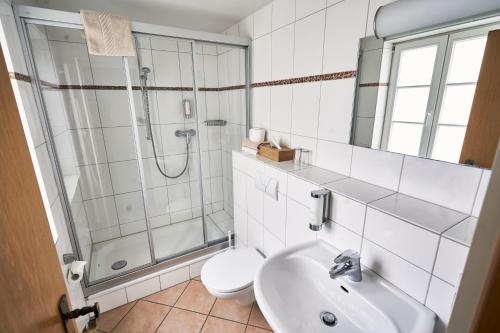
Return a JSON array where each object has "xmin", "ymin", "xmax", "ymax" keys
[{"xmin": 16, "ymin": 0, "xmax": 272, "ymax": 32}]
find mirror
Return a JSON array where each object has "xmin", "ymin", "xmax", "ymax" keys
[{"xmin": 351, "ymin": 22, "xmax": 500, "ymax": 168}]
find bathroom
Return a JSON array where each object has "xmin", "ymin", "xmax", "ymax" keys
[{"xmin": 0, "ymin": 0, "xmax": 498, "ymax": 332}]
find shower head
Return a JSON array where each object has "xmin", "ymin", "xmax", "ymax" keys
[{"xmin": 140, "ymin": 67, "xmax": 151, "ymax": 82}]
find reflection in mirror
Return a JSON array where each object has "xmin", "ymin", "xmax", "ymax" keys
[{"xmin": 352, "ymin": 23, "xmax": 499, "ymax": 167}]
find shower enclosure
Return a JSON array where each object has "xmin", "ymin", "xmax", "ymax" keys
[{"xmin": 17, "ymin": 7, "xmax": 249, "ymax": 295}]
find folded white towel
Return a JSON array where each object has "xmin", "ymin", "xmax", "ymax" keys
[{"xmin": 80, "ymin": 10, "xmax": 136, "ymax": 56}]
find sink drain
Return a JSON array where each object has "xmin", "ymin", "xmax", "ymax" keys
[
  {"xmin": 111, "ymin": 260, "xmax": 127, "ymax": 270},
  {"xmin": 320, "ymin": 311, "xmax": 337, "ymax": 327}
]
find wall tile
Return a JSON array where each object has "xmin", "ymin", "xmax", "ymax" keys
[
  {"xmin": 323, "ymin": 0, "xmax": 369, "ymax": 73},
  {"xmin": 296, "ymin": 0, "xmax": 327, "ymax": 20},
  {"xmin": 272, "ymin": 0, "xmax": 296, "ymax": 30},
  {"xmin": 272, "ymin": 24, "xmax": 295, "ymax": 80},
  {"xmin": 248, "ymin": 215, "xmax": 264, "ymax": 250},
  {"xmin": 233, "ymin": 169, "xmax": 247, "ymax": 210},
  {"xmin": 471, "ymin": 170, "xmax": 491, "ymax": 217},
  {"xmin": 125, "ymin": 277, "xmax": 161, "ymax": 302},
  {"xmin": 291, "ymin": 82, "xmax": 321, "ymax": 137},
  {"xmin": 319, "ymin": 220, "xmax": 362, "ymax": 251},
  {"xmin": 398, "ymin": 156, "xmax": 482, "ymax": 213},
  {"xmin": 263, "ymin": 192, "xmax": 287, "ymax": 242},
  {"xmin": 246, "ymin": 176, "xmax": 264, "ymax": 223},
  {"xmin": 96, "ymin": 91, "xmax": 133, "ymax": 127},
  {"xmin": 159, "ymin": 266, "xmax": 190, "ymax": 289},
  {"xmin": 329, "ymin": 193, "xmax": 366, "ymax": 234},
  {"xmin": 425, "ymin": 277, "xmax": 456, "ymax": 332},
  {"xmin": 270, "ymin": 85, "xmax": 293, "ymax": 133},
  {"xmin": 293, "ymin": 10, "xmax": 326, "ymax": 76},
  {"xmin": 361, "ymin": 240, "xmax": 430, "ymax": 302},
  {"xmin": 84, "ymin": 196, "xmax": 119, "ymax": 231},
  {"xmin": 102, "ymin": 127, "xmax": 137, "ymax": 162},
  {"xmin": 252, "ymin": 87, "xmax": 271, "ymax": 129},
  {"xmin": 263, "ymin": 229, "xmax": 285, "ymax": 256},
  {"xmin": 190, "ymin": 259, "xmax": 208, "ymax": 278},
  {"xmin": 315, "ymin": 140, "xmax": 353, "ymax": 175},
  {"xmin": 71, "ymin": 128, "xmax": 108, "ymax": 165},
  {"xmin": 254, "ymin": 3, "xmax": 272, "ymax": 38},
  {"xmin": 87, "ymin": 289, "xmax": 127, "ymax": 312},
  {"xmin": 286, "ymin": 198, "xmax": 317, "ymax": 246},
  {"xmin": 79, "ymin": 164, "xmax": 114, "ymax": 200},
  {"xmin": 318, "ymin": 78, "xmax": 356, "ymax": 143},
  {"xmin": 287, "ymin": 173, "xmax": 320, "ymax": 205},
  {"xmin": 234, "ymin": 205, "xmax": 248, "ymax": 245},
  {"xmin": 433, "ymin": 238, "xmax": 469, "ymax": 286},
  {"xmin": 109, "ymin": 160, "xmax": 141, "ymax": 194},
  {"xmin": 239, "ymin": 15, "xmax": 254, "ymax": 39},
  {"xmin": 364, "ymin": 208, "xmax": 439, "ymax": 272},
  {"xmin": 350, "ymin": 146, "xmax": 403, "ymax": 190},
  {"xmin": 152, "ymin": 50, "xmax": 181, "ymax": 86},
  {"xmin": 253, "ymin": 34, "xmax": 272, "ymax": 83}
]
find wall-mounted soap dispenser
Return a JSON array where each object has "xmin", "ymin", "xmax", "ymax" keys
[
  {"xmin": 309, "ymin": 189, "xmax": 331, "ymax": 231},
  {"xmin": 183, "ymin": 99, "xmax": 192, "ymax": 119}
]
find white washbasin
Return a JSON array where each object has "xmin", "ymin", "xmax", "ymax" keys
[{"xmin": 254, "ymin": 240, "xmax": 435, "ymax": 333}]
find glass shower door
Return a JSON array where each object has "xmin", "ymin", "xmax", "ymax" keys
[
  {"xmin": 131, "ymin": 35, "xmax": 208, "ymax": 261},
  {"xmin": 25, "ymin": 23, "xmax": 153, "ymax": 283}
]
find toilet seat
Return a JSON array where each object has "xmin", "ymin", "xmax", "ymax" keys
[{"xmin": 201, "ymin": 248, "xmax": 263, "ymax": 294}]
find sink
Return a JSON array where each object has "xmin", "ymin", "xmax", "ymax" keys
[{"xmin": 254, "ymin": 240, "xmax": 435, "ymax": 333}]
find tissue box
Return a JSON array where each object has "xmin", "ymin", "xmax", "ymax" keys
[{"xmin": 258, "ymin": 144, "xmax": 295, "ymax": 162}]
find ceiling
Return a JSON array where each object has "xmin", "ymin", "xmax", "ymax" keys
[{"xmin": 16, "ymin": 0, "xmax": 272, "ymax": 32}]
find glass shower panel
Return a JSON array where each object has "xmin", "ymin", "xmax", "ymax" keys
[
  {"xmin": 133, "ymin": 35, "xmax": 207, "ymax": 260},
  {"xmin": 195, "ymin": 42, "xmax": 247, "ymax": 243},
  {"xmin": 26, "ymin": 24, "xmax": 152, "ymax": 283}
]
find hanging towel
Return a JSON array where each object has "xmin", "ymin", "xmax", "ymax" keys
[{"xmin": 80, "ymin": 10, "xmax": 136, "ymax": 56}]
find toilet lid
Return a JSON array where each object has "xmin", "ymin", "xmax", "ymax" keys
[{"xmin": 201, "ymin": 248, "xmax": 264, "ymax": 293}]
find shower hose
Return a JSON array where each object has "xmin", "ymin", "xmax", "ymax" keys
[{"xmin": 141, "ymin": 80, "xmax": 189, "ymax": 179}]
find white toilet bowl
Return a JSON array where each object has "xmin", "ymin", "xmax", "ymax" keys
[{"xmin": 201, "ymin": 248, "xmax": 264, "ymax": 305}]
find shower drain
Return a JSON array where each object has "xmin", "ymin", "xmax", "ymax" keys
[
  {"xmin": 111, "ymin": 260, "xmax": 127, "ymax": 270},
  {"xmin": 320, "ymin": 311, "xmax": 338, "ymax": 327}
]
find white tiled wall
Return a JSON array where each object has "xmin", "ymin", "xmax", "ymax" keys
[
  {"xmin": 224, "ymin": 0, "xmax": 399, "ymax": 172},
  {"xmin": 233, "ymin": 148, "xmax": 489, "ymax": 333}
]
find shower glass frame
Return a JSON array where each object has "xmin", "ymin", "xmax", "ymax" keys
[{"xmin": 15, "ymin": 5, "xmax": 251, "ymax": 296}]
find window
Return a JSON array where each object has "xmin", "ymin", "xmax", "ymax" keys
[{"xmin": 383, "ymin": 26, "xmax": 491, "ymax": 163}]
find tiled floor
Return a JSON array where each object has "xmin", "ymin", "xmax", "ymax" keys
[
  {"xmin": 90, "ymin": 210, "xmax": 234, "ymax": 281},
  {"xmin": 96, "ymin": 277, "xmax": 273, "ymax": 333}
]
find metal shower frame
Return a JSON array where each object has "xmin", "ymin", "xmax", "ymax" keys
[{"xmin": 14, "ymin": 5, "xmax": 252, "ymax": 296}]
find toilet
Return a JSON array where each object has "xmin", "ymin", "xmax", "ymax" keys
[{"xmin": 201, "ymin": 247, "xmax": 264, "ymax": 305}]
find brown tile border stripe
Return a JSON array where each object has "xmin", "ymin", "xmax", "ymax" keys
[
  {"xmin": 8, "ymin": 72, "xmax": 31, "ymax": 83},
  {"xmin": 359, "ymin": 82, "xmax": 389, "ymax": 87},
  {"xmin": 10, "ymin": 70, "xmax": 357, "ymax": 91},
  {"xmin": 251, "ymin": 70, "xmax": 357, "ymax": 88}
]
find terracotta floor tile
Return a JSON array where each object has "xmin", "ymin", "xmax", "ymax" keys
[
  {"xmin": 112, "ymin": 300, "xmax": 170, "ymax": 333},
  {"xmin": 96, "ymin": 301, "xmax": 136, "ymax": 332},
  {"xmin": 175, "ymin": 280, "xmax": 216, "ymax": 314},
  {"xmin": 248, "ymin": 304, "xmax": 272, "ymax": 330},
  {"xmin": 245, "ymin": 326, "xmax": 273, "ymax": 333},
  {"xmin": 210, "ymin": 298, "xmax": 252, "ymax": 323},
  {"xmin": 201, "ymin": 316, "xmax": 246, "ymax": 333},
  {"xmin": 143, "ymin": 281, "xmax": 189, "ymax": 306},
  {"xmin": 156, "ymin": 307, "xmax": 207, "ymax": 333}
]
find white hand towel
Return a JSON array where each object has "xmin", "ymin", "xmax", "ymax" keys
[{"xmin": 80, "ymin": 10, "xmax": 136, "ymax": 56}]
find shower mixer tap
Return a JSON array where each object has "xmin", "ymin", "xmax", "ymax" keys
[{"xmin": 175, "ymin": 129, "xmax": 196, "ymax": 144}]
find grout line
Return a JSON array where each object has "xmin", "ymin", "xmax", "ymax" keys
[{"xmin": 424, "ymin": 236, "xmax": 443, "ymax": 303}]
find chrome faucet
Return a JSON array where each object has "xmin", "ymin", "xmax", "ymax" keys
[{"xmin": 329, "ymin": 249, "xmax": 362, "ymax": 282}]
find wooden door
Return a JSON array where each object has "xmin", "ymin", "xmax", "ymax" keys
[
  {"xmin": 460, "ymin": 30, "xmax": 500, "ymax": 168},
  {"xmin": 0, "ymin": 47, "xmax": 71, "ymax": 332}
]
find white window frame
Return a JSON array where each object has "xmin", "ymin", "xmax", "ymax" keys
[{"xmin": 382, "ymin": 23, "xmax": 500, "ymax": 159}]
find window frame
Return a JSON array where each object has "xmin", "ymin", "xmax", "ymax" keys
[{"xmin": 382, "ymin": 23, "xmax": 500, "ymax": 160}]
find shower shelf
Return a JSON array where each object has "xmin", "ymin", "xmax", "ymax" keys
[{"xmin": 204, "ymin": 120, "xmax": 227, "ymax": 126}]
